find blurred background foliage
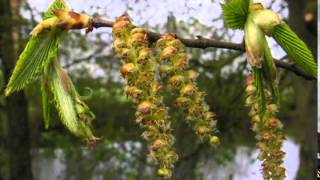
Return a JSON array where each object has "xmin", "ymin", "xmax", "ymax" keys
[{"xmin": 0, "ymin": 0, "xmax": 317, "ymax": 180}]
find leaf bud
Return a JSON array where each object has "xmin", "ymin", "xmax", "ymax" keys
[
  {"xmin": 245, "ymin": 19, "xmax": 265, "ymax": 68},
  {"xmin": 252, "ymin": 9, "xmax": 283, "ymax": 36}
]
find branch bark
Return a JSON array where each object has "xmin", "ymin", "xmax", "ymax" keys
[{"xmin": 90, "ymin": 17, "xmax": 315, "ymax": 80}]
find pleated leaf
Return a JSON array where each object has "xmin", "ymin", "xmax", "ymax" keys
[
  {"xmin": 47, "ymin": 60, "xmax": 96, "ymax": 140},
  {"xmin": 253, "ymin": 67, "xmax": 266, "ymax": 118},
  {"xmin": 5, "ymin": 31, "xmax": 63, "ymax": 95},
  {"xmin": 222, "ymin": 0, "xmax": 250, "ymax": 29},
  {"xmin": 273, "ymin": 23, "xmax": 317, "ymax": 78},
  {"xmin": 5, "ymin": 0, "xmax": 69, "ymax": 96},
  {"xmin": 261, "ymin": 36, "xmax": 280, "ymax": 104},
  {"xmin": 41, "ymin": 72, "xmax": 54, "ymax": 129},
  {"xmin": 44, "ymin": 0, "xmax": 70, "ymax": 20}
]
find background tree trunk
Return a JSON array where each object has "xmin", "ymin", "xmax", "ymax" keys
[
  {"xmin": 0, "ymin": 0, "xmax": 33, "ymax": 179},
  {"xmin": 286, "ymin": 0, "xmax": 317, "ymax": 179}
]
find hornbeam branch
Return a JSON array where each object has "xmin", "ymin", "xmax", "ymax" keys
[{"xmin": 91, "ymin": 17, "xmax": 316, "ymax": 80}]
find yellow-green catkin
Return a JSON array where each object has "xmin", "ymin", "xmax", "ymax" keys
[
  {"xmin": 112, "ymin": 15, "xmax": 177, "ymax": 178},
  {"xmin": 156, "ymin": 33, "xmax": 219, "ymax": 145},
  {"xmin": 245, "ymin": 74, "xmax": 286, "ymax": 179}
]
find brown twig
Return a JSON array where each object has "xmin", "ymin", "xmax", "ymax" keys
[{"xmin": 90, "ymin": 17, "xmax": 316, "ymax": 80}]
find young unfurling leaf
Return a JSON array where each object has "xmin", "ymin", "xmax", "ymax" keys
[
  {"xmin": 41, "ymin": 72, "xmax": 54, "ymax": 129},
  {"xmin": 253, "ymin": 68, "xmax": 266, "ymax": 117},
  {"xmin": 47, "ymin": 60, "xmax": 96, "ymax": 142},
  {"xmin": 222, "ymin": 0, "xmax": 250, "ymax": 29},
  {"xmin": 5, "ymin": 0, "xmax": 69, "ymax": 95},
  {"xmin": 273, "ymin": 23, "xmax": 317, "ymax": 78},
  {"xmin": 44, "ymin": 0, "xmax": 70, "ymax": 20},
  {"xmin": 5, "ymin": 30, "xmax": 64, "ymax": 95}
]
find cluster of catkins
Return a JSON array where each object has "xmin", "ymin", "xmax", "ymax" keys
[
  {"xmin": 112, "ymin": 15, "xmax": 220, "ymax": 178},
  {"xmin": 112, "ymin": 15, "xmax": 178, "ymax": 178},
  {"xmin": 245, "ymin": 74, "xmax": 286, "ymax": 179},
  {"xmin": 156, "ymin": 33, "xmax": 220, "ymax": 145}
]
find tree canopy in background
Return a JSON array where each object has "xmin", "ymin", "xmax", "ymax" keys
[{"xmin": 0, "ymin": 0, "xmax": 317, "ymax": 180}]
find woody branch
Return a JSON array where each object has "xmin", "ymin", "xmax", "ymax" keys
[{"xmin": 90, "ymin": 16, "xmax": 315, "ymax": 80}]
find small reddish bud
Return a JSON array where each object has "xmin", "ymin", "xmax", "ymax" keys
[{"xmin": 246, "ymin": 74, "xmax": 254, "ymax": 85}]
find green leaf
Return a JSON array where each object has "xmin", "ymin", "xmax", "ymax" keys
[
  {"xmin": 41, "ymin": 72, "xmax": 54, "ymax": 129},
  {"xmin": 47, "ymin": 60, "xmax": 95, "ymax": 140},
  {"xmin": 253, "ymin": 67, "xmax": 266, "ymax": 118},
  {"xmin": 5, "ymin": 30, "xmax": 63, "ymax": 95},
  {"xmin": 44, "ymin": 0, "xmax": 69, "ymax": 20},
  {"xmin": 222, "ymin": 0, "xmax": 250, "ymax": 29},
  {"xmin": 5, "ymin": 0, "xmax": 69, "ymax": 96},
  {"xmin": 261, "ymin": 36, "xmax": 280, "ymax": 104},
  {"xmin": 273, "ymin": 23, "xmax": 317, "ymax": 78}
]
